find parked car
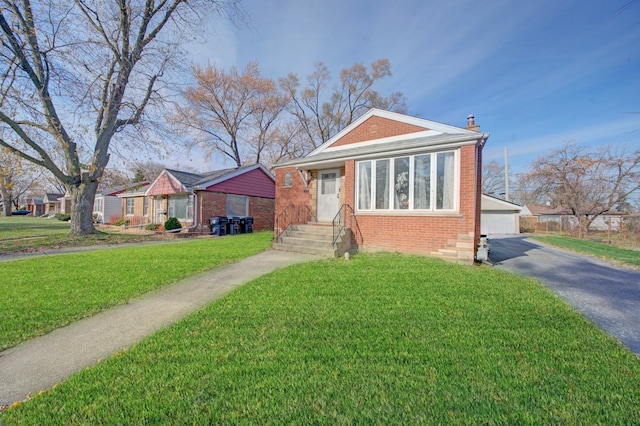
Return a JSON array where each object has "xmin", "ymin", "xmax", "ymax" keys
[{"xmin": 11, "ymin": 210, "xmax": 31, "ymax": 216}]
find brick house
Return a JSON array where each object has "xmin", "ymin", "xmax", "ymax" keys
[
  {"xmin": 43, "ymin": 193, "xmax": 65, "ymax": 216},
  {"xmin": 273, "ymin": 108, "xmax": 488, "ymax": 262},
  {"xmin": 94, "ymin": 183, "xmax": 150, "ymax": 224},
  {"xmin": 120, "ymin": 164, "xmax": 275, "ymax": 233}
]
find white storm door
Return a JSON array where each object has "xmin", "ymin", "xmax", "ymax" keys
[{"xmin": 317, "ymin": 169, "xmax": 340, "ymax": 221}]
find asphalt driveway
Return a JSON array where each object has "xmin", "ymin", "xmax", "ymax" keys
[{"xmin": 490, "ymin": 235, "xmax": 640, "ymax": 355}]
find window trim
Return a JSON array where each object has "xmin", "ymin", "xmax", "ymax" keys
[
  {"xmin": 125, "ymin": 198, "xmax": 135, "ymax": 216},
  {"xmin": 355, "ymin": 149, "xmax": 459, "ymax": 213}
]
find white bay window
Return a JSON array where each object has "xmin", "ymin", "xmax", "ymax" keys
[{"xmin": 356, "ymin": 150, "xmax": 457, "ymax": 212}]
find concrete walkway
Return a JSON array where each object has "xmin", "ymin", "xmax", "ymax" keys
[{"xmin": 0, "ymin": 249, "xmax": 321, "ymax": 408}]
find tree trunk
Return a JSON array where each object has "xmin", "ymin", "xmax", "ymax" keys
[
  {"xmin": 68, "ymin": 180, "xmax": 99, "ymax": 236},
  {"xmin": 1, "ymin": 188, "xmax": 12, "ymax": 216}
]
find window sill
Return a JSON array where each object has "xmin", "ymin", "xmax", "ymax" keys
[{"xmin": 354, "ymin": 210, "xmax": 462, "ymax": 218}]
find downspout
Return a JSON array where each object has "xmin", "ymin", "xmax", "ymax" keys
[
  {"xmin": 164, "ymin": 190, "xmax": 199, "ymax": 233},
  {"xmin": 474, "ymin": 136, "xmax": 488, "ymax": 262}
]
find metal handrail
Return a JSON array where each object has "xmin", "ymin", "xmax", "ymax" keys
[
  {"xmin": 332, "ymin": 203, "xmax": 354, "ymax": 247},
  {"xmin": 274, "ymin": 204, "xmax": 315, "ymax": 243}
]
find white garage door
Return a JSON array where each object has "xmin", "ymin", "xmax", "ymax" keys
[{"xmin": 481, "ymin": 212, "xmax": 518, "ymax": 235}]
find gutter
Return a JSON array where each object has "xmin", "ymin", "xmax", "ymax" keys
[{"xmin": 164, "ymin": 190, "xmax": 199, "ymax": 234}]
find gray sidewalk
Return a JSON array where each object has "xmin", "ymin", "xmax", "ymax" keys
[{"xmin": 0, "ymin": 249, "xmax": 321, "ymax": 408}]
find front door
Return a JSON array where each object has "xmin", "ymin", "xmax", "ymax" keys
[
  {"xmin": 317, "ymin": 169, "xmax": 340, "ymax": 221},
  {"xmin": 155, "ymin": 196, "xmax": 164, "ymax": 224}
]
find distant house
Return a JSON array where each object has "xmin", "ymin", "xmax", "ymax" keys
[
  {"xmin": 273, "ymin": 108, "xmax": 488, "ymax": 262},
  {"xmin": 520, "ymin": 204, "xmax": 624, "ymax": 231},
  {"xmin": 94, "ymin": 183, "xmax": 150, "ymax": 224},
  {"xmin": 25, "ymin": 197, "xmax": 45, "ymax": 216},
  {"xmin": 121, "ymin": 164, "xmax": 275, "ymax": 233},
  {"xmin": 43, "ymin": 193, "xmax": 64, "ymax": 216},
  {"xmin": 480, "ymin": 194, "xmax": 521, "ymax": 235}
]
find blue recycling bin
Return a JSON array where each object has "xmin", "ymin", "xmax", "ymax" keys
[{"xmin": 209, "ymin": 216, "xmax": 227, "ymax": 236}]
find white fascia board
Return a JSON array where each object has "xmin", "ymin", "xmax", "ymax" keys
[
  {"xmin": 323, "ymin": 129, "xmax": 442, "ymax": 153},
  {"xmin": 481, "ymin": 194, "xmax": 522, "ymax": 211}
]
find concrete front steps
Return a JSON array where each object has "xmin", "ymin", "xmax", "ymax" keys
[
  {"xmin": 273, "ymin": 223, "xmax": 350, "ymax": 258},
  {"xmin": 431, "ymin": 234, "xmax": 476, "ymax": 264}
]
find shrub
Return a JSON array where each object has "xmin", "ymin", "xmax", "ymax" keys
[
  {"xmin": 164, "ymin": 217, "xmax": 182, "ymax": 231},
  {"xmin": 113, "ymin": 218, "xmax": 130, "ymax": 227},
  {"xmin": 145, "ymin": 223, "xmax": 160, "ymax": 231},
  {"xmin": 54, "ymin": 213, "xmax": 71, "ymax": 221}
]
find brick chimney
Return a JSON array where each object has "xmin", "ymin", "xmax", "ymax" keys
[{"xmin": 466, "ymin": 114, "xmax": 480, "ymax": 132}]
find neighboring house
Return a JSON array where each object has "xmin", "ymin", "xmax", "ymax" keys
[
  {"xmin": 480, "ymin": 194, "xmax": 521, "ymax": 235},
  {"xmin": 273, "ymin": 108, "xmax": 489, "ymax": 262},
  {"xmin": 43, "ymin": 193, "xmax": 64, "ymax": 216},
  {"xmin": 26, "ymin": 197, "xmax": 45, "ymax": 216},
  {"xmin": 94, "ymin": 183, "xmax": 150, "ymax": 224},
  {"xmin": 58, "ymin": 193, "xmax": 72, "ymax": 214},
  {"xmin": 520, "ymin": 204, "xmax": 624, "ymax": 231},
  {"xmin": 123, "ymin": 164, "xmax": 275, "ymax": 233}
]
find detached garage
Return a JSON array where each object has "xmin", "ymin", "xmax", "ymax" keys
[{"xmin": 481, "ymin": 194, "xmax": 521, "ymax": 235}]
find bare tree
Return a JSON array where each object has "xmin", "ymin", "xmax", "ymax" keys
[
  {"xmin": 0, "ymin": 148, "xmax": 39, "ymax": 214},
  {"xmin": 131, "ymin": 160, "xmax": 165, "ymax": 182},
  {"xmin": 522, "ymin": 143, "xmax": 640, "ymax": 237},
  {"xmin": 482, "ymin": 160, "xmax": 506, "ymax": 198},
  {"xmin": 281, "ymin": 59, "xmax": 407, "ymax": 152},
  {"xmin": 177, "ymin": 61, "xmax": 289, "ymax": 168},
  {"xmin": 0, "ymin": 0, "xmax": 242, "ymax": 235}
]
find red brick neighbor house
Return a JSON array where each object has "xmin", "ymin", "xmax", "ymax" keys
[
  {"xmin": 119, "ymin": 164, "xmax": 275, "ymax": 233},
  {"xmin": 273, "ymin": 108, "xmax": 489, "ymax": 262}
]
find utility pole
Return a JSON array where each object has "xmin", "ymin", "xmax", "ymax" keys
[{"xmin": 504, "ymin": 147, "xmax": 509, "ymax": 201}]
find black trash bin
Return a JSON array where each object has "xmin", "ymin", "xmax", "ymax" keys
[
  {"xmin": 209, "ymin": 216, "xmax": 227, "ymax": 236},
  {"xmin": 244, "ymin": 217, "xmax": 253, "ymax": 233},
  {"xmin": 228, "ymin": 217, "xmax": 241, "ymax": 235}
]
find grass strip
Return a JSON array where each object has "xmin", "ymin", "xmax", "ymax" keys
[
  {"xmin": 534, "ymin": 235, "xmax": 640, "ymax": 268},
  {"xmin": 4, "ymin": 253, "xmax": 639, "ymax": 424},
  {"xmin": 0, "ymin": 232, "xmax": 273, "ymax": 350}
]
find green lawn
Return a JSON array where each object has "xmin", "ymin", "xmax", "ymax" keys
[
  {"xmin": 534, "ymin": 235, "xmax": 640, "ymax": 268},
  {"xmin": 0, "ymin": 232, "xmax": 273, "ymax": 350},
  {"xmin": 0, "ymin": 215, "xmax": 70, "ymax": 239},
  {"xmin": 0, "ymin": 215, "xmax": 165, "ymax": 254},
  {"xmin": 3, "ymin": 253, "xmax": 639, "ymax": 424}
]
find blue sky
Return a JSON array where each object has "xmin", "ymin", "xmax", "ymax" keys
[{"xmin": 185, "ymin": 0, "xmax": 640, "ymax": 175}]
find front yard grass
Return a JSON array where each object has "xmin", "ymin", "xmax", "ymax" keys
[
  {"xmin": 534, "ymin": 235, "xmax": 640, "ymax": 268},
  {"xmin": 3, "ymin": 253, "xmax": 639, "ymax": 424},
  {"xmin": 0, "ymin": 216, "xmax": 162, "ymax": 254},
  {"xmin": 0, "ymin": 232, "xmax": 273, "ymax": 350}
]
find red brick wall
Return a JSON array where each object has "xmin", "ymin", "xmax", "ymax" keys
[
  {"xmin": 345, "ymin": 144, "xmax": 481, "ymax": 256},
  {"xmin": 274, "ymin": 167, "xmax": 312, "ymax": 218},
  {"xmin": 332, "ymin": 116, "xmax": 428, "ymax": 148},
  {"xmin": 249, "ymin": 196, "xmax": 275, "ymax": 231},
  {"xmin": 193, "ymin": 191, "xmax": 274, "ymax": 233}
]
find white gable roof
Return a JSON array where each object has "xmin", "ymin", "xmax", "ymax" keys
[
  {"xmin": 481, "ymin": 194, "xmax": 522, "ymax": 212},
  {"xmin": 309, "ymin": 108, "xmax": 477, "ymax": 156}
]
